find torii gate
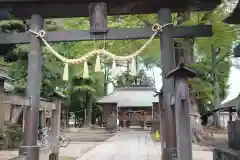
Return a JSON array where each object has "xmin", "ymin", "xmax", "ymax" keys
[{"xmin": 0, "ymin": 0, "xmax": 221, "ymax": 160}]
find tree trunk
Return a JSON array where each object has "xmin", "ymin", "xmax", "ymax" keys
[
  {"xmin": 86, "ymin": 92, "xmax": 92, "ymax": 126},
  {"xmin": 126, "ymin": 61, "xmax": 130, "ymax": 85},
  {"xmin": 104, "ymin": 63, "xmax": 108, "ymax": 96}
]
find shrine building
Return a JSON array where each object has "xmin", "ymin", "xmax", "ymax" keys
[{"xmin": 97, "ymin": 87, "xmax": 160, "ymax": 128}]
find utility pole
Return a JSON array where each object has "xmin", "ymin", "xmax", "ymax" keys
[{"xmin": 212, "ymin": 45, "xmax": 220, "ymax": 128}]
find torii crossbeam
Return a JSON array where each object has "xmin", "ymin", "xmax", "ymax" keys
[{"xmin": 0, "ymin": 25, "xmax": 212, "ymax": 44}]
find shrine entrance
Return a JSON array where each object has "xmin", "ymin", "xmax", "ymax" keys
[
  {"xmin": 126, "ymin": 110, "xmax": 144, "ymax": 127},
  {"xmin": 0, "ymin": 0, "xmax": 222, "ymax": 159}
]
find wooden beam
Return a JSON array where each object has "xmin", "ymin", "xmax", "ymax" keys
[
  {"xmin": 0, "ymin": 25, "xmax": 212, "ymax": 44},
  {"xmin": 2, "ymin": 94, "xmax": 56, "ymax": 110},
  {"xmin": 0, "ymin": 1, "xmax": 221, "ymax": 19}
]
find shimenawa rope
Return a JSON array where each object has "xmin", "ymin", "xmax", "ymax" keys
[{"xmin": 29, "ymin": 23, "xmax": 173, "ymax": 80}]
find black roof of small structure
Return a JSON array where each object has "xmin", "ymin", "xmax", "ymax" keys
[
  {"xmin": 0, "ymin": 0, "xmax": 221, "ymax": 19},
  {"xmin": 201, "ymin": 95, "xmax": 240, "ymax": 118}
]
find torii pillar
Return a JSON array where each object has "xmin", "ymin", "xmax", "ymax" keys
[
  {"xmin": 19, "ymin": 14, "xmax": 43, "ymax": 160},
  {"xmin": 158, "ymin": 8, "xmax": 177, "ymax": 158}
]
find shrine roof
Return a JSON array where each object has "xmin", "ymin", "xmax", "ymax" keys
[
  {"xmin": 221, "ymin": 94, "xmax": 240, "ymax": 108},
  {"xmin": 0, "ymin": 0, "xmax": 222, "ymax": 19},
  {"xmin": 97, "ymin": 87, "xmax": 159, "ymax": 107},
  {"xmin": 0, "ymin": 67, "xmax": 12, "ymax": 80}
]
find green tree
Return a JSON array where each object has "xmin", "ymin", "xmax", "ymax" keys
[{"xmin": 114, "ymin": 69, "xmax": 154, "ymax": 88}]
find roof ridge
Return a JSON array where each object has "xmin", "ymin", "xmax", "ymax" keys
[{"xmin": 115, "ymin": 87, "xmax": 156, "ymax": 91}]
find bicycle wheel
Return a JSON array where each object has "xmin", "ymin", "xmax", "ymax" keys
[
  {"xmin": 37, "ymin": 140, "xmax": 43, "ymax": 149},
  {"xmin": 58, "ymin": 135, "xmax": 64, "ymax": 148},
  {"xmin": 62, "ymin": 134, "xmax": 71, "ymax": 143},
  {"xmin": 60, "ymin": 134, "xmax": 71, "ymax": 147}
]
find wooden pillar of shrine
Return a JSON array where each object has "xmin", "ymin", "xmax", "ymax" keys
[
  {"xmin": 166, "ymin": 61, "xmax": 196, "ymax": 160},
  {"xmin": 158, "ymin": 8, "xmax": 177, "ymax": 159},
  {"xmin": 49, "ymin": 98, "xmax": 61, "ymax": 160},
  {"xmin": 19, "ymin": 14, "xmax": 43, "ymax": 160}
]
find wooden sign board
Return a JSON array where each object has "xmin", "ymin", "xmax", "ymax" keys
[{"xmin": 89, "ymin": 2, "xmax": 108, "ymax": 33}]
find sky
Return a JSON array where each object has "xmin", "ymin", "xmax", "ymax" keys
[
  {"xmin": 108, "ymin": 64, "xmax": 240, "ymax": 104},
  {"xmin": 149, "ymin": 65, "xmax": 240, "ymax": 104},
  {"xmin": 222, "ymin": 65, "xmax": 240, "ymax": 103}
]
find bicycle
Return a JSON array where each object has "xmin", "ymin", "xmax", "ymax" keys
[
  {"xmin": 38, "ymin": 127, "xmax": 71, "ymax": 148},
  {"xmin": 20, "ymin": 127, "xmax": 71, "ymax": 149},
  {"xmin": 38, "ymin": 127, "xmax": 50, "ymax": 149}
]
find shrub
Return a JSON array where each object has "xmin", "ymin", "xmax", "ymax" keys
[
  {"xmin": 0, "ymin": 129, "xmax": 6, "ymax": 149},
  {"xmin": 4, "ymin": 124, "xmax": 23, "ymax": 149}
]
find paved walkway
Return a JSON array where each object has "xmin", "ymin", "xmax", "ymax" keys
[
  {"xmin": 77, "ymin": 130, "xmax": 214, "ymax": 160},
  {"xmin": 0, "ymin": 130, "xmax": 214, "ymax": 160},
  {"xmin": 77, "ymin": 131, "xmax": 160, "ymax": 160},
  {"xmin": 59, "ymin": 142, "xmax": 99, "ymax": 159}
]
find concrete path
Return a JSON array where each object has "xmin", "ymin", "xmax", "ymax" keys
[
  {"xmin": 77, "ymin": 130, "xmax": 214, "ymax": 160},
  {"xmin": 0, "ymin": 130, "xmax": 213, "ymax": 160},
  {"xmin": 59, "ymin": 142, "xmax": 99, "ymax": 159},
  {"xmin": 77, "ymin": 131, "xmax": 160, "ymax": 160}
]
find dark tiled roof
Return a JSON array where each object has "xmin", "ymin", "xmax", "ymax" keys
[
  {"xmin": 97, "ymin": 87, "xmax": 159, "ymax": 107},
  {"xmin": 221, "ymin": 94, "xmax": 240, "ymax": 108},
  {"xmin": 0, "ymin": 67, "xmax": 12, "ymax": 80},
  {"xmin": 4, "ymin": 82, "xmax": 14, "ymax": 92}
]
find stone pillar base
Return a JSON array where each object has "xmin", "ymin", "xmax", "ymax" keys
[{"xmin": 162, "ymin": 148, "xmax": 177, "ymax": 160}]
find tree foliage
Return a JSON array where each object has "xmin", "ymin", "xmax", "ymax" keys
[
  {"xmin": 0, "ymin": 1, "xmax": 239, "ymax": 122},
  {"xmin": 114, "ymin": 69, "xmax": 154, "ymax": 88},
  {"xmin": 186, "ymin": 3, "xmax": 239, "ymax": 112}
]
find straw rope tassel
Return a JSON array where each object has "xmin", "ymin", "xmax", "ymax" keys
[
  {"xmin": 112, "ymin": 60, "xmax": 117, "ymax": 77},
  {"xmin": 94, "ymin": 54, "xmax": 101, "ymax": 72},
  {"xmin": 63, "ymin": 63, "xmax": 69, "ymax": 81},
  {"xmin": 130, "ymin": 57, "xmax": 137, "ymax": 76},
  {"xmin": 83, "ymin": 61, "xmax": 89, "ymax": 79}
]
